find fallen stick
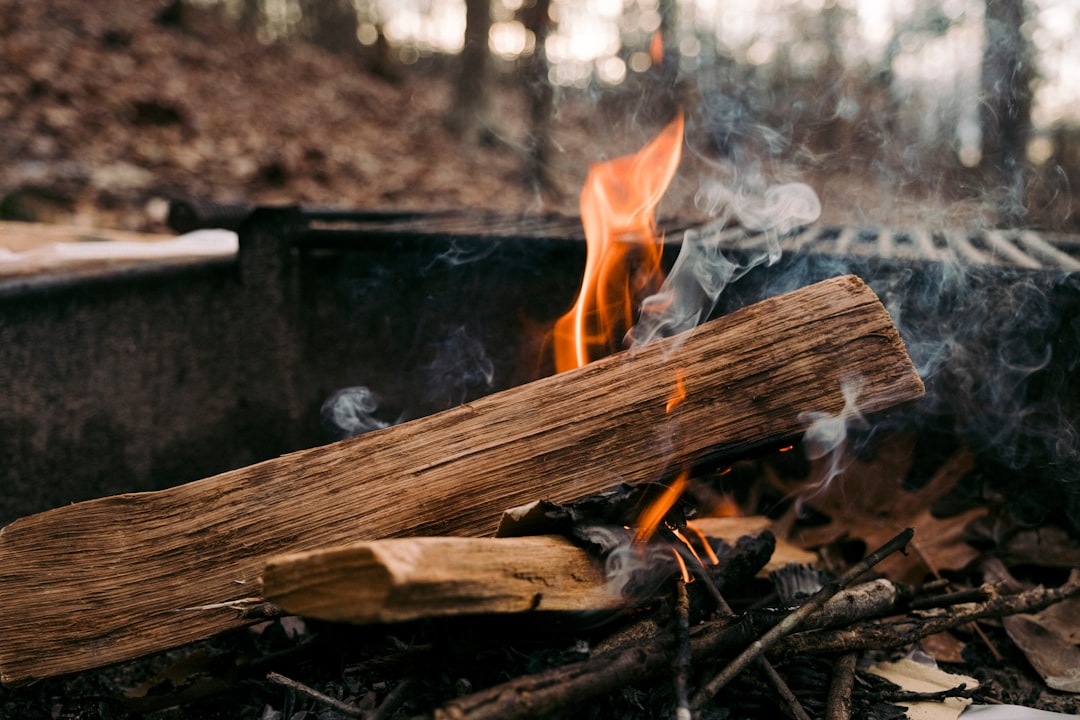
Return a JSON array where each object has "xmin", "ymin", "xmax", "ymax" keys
[
  {"xmin": 689, "ymin": 527, "xmax": 916, "ymax": 712},
  {"xmin": 0, "ymin": 275, "xmax": 924, "ymax": 684},
  {"xmin": 267, "ymin": 672, "xmax": 366, "ymax": 719},
  {"xmin": 774, "ymin": 571, "xmax": 1080, "ymax": 657},
  {"xmin": 825, "ymin": 653, "xmax": 858, "ymax": 720}
]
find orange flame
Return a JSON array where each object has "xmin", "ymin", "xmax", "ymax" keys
[
  {"xmin": 634, "ymin": 469, "xmax": 689, "ymax": 544},
  {"xmin": 683, "ymin": 523, "xmax": 721, "ymax": 565},
  {"xmin": 552, "ymin": 112, "xmax": 684, "ymax": 373},
  {"xmin": 665, "ymin": 370, "xmax": 687, "ymax": 413},
  {"xmin": 672, "ymin": 548, "xmax": 692, "ymax": 583},
  {"xmin": 672, "ymin": 528, "xmax": 706, "ymax": 569}
]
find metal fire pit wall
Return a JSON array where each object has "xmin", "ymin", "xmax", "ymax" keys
[
  {"xmin": 0, "ymin": 207, "xmax": 588, "ymax": 526},
  {"xmin": 1, "ymin": 208, "xmax": 1078, "ymax": 530}
]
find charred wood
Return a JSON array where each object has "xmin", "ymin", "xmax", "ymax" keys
[{"xmin": 689, "ymin": 528, "xmax": 915, "ymax": 711}]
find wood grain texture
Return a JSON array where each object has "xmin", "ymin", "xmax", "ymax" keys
[
  {"xmin": 0, "ymin": 275, "xmax": 924, "ymax": 684},
  {"xmin": 261, "ymin": 535, "xmax": 622, "ymax": 623},
  {"xmin": 261, "ymin": 518, "xmax": 819, "ymax": 625}
]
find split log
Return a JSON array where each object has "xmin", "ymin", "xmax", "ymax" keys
[
  {"xmin": 260, "ymin": 516, "xmax": 810, "ymax": 624},
  {"xmin": 0, "ymin": 274, "xmax": 924, "ymax": 684},
  {"xmin": 262, "ymin": 535, "xmax": 621, "ymax": 624}
]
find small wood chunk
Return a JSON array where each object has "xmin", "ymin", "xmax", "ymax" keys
[
  {"xmin": 689, "ymin": 517, "xmax": 819, "ymax": 575},
  {"xmin": 262, "ymin": 535, "xmax": 622, "ymax": 624}
]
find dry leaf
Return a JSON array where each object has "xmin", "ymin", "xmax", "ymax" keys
[
  {"xmin": 1003, "ymin": 614, "xmax": 1080, "ymax": 692},
  {"xmin": 866, "ymin": 657, "xmax": 978, "ymax": 720},
  {"xmin": 777, "ymin": 433, "xmax": 986, "ymax": 583}
]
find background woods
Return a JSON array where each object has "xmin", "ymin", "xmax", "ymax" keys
[{"xmin": 2, "ymin": 0, "xmax": 1079, "ymax": 233}]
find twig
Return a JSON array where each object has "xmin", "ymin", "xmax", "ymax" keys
[
  {"xmin": 754, "ymin": 658, "xmax": 813, "ymax": 720},
  {"xmin": 907, "ymin": 585, "xmax": 991, "ymax": 611},
  {"xmin": 689, "ymin": 563, "xmax": 811, "ymax": 720},
  {"xmin": 372, "ymin": 677, "xmax": 416, "ymax": 720},
  {"xmin": 879, "ymin": 682, "xmax": 978, "ymax": 703},
  {"xmin": 673, "ymin": 579, "xmax": 692, "ymax": 720},
  {"xmin": 430, "ymin": 615, "xmax": 762, "ymax": 720},
  {"xmin": 775, "ymin": 572, "xmax": 1080, "ymax": 656},
  {"xmin": 689, "ymin": 527, "xmax": 914, "ymax": 712},
  {"xmin": 825, "ymin": 652, "xmax": 857, "ymax": 720},
  {"xmin": 267, "ymin": 671, "xmax": 367, "ymax": 719},
  {"xmin": 909, "ymin": 540, "xmax": 1002, "ymax": 661}
]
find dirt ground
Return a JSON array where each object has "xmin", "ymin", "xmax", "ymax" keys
[{"xmin": 1, "ymin": 0, "xmax": 1038, "ymax": 240}]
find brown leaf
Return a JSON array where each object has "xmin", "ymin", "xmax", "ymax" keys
[
  {"xmin": 1003, "ymin": 613, "xmax": 1080, "ymax": 692},
  {"xmin": 779, "ymin": 433, "xmax": 986, "ymax": 583}
]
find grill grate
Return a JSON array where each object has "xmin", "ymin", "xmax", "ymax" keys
[
  {"xmin": 167, "ymin": 201, "xmax": 1080, "ymax": 272},
  {"xmin": 292, "ymin": 209, "xmax": 1080, "ymax": 272},
  {"xmin": 772, "ymin": 224, "xmax": 1080, "ymax": 271}
]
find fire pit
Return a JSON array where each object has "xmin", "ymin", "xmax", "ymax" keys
[
  {"xmin": 2, "ymin": 191, "xmax": 1079, "ymax": 718},
  {"xmin": 3, "ymin": 202, "xmax": 1077, "ymax": 526}
]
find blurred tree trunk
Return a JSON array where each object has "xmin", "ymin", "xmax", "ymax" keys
[
  {"xmin": 819, "ymin": 1, "xmax": 851, "ymax": 160},
  {"xmin": 644, "ymin": 0, "xmax": 681, "ymax": 124},
  {"xmin": 521, "ymin": 0, "xmax": 555, "ymax": 197},
  {"xmin": 300, "ymin": 0, "xmax": 359, "ymax": 57},
  {"xmin": 980, "ymin": 0, "xmax": 1034, "ymax": 227},
  {"xmin": 446, "ymin": 0, "xmax": 493, "ymax": 144}
]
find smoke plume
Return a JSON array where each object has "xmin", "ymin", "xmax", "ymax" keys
[{"xmin": 630, "ymin": 181, "xmax": 820, "ymax": 349}]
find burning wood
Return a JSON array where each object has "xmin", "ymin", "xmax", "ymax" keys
[
  {"xmin": 0, "ymin": 274, "xmax": 922, "ymax": 685},
  {"xmin": 259, "ymin": 517, "xmax": 816, "ymax": 624}
]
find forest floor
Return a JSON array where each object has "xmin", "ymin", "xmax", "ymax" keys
[{"xmin": 0, "ymin": 0, "xmax": 1033, "ymax": 241}]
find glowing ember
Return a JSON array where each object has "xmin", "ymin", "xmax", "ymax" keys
[
  {"xmin": 684, "ymin": 523, "xmax": 721, "ymax": 565},
  {"xmin": 552, "ymin": 112, "xmax": 684, "ymax": 373},
  {"xmin": 709, "ymin": 494, "xmax": 743, "ymax": 518}
]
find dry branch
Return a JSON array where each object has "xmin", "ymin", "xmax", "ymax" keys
[
  {"xmin": 0, "ymin": 275, "xmax": 924, "ymax": 684},
  {"xmin": 689, "ymin": 527, "xmax": 915, "ymax": 711},
  {"xmin": 774, "ymin": 571, "xmax": 1080, "ymax": 657}
]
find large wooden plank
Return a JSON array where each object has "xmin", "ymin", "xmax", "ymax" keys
[{"xmin": 0, "ymin": 275, "xmax": 924, "ymax": 684}]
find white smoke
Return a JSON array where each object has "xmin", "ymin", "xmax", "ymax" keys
[
  {"xmin": 630, "ymin": 181, "xmax": 821, "ymax": 349},
  {"xmin": 423, "ymin": 326, "xmax": 495, "ymax": 408},
  {"xmin": 321, "ymin": 386, "xmax": 392, "ymax": 440},
  {"xmin": 603, "ymin": 537, "xmax": 679, "ymax": 600},
  {"xmin": 798, "ymin": 378, "xmax": 871, "ymax": 494}
]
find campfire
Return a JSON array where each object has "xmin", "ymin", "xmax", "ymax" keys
[{"xmin": 2, "ymin": 116, "xmax": 1080, "ymax": 720}]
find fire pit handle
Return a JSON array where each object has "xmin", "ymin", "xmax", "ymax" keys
[{"xmin": 167, "ymin": 199, "xmax": 254, "ymax": 234}]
